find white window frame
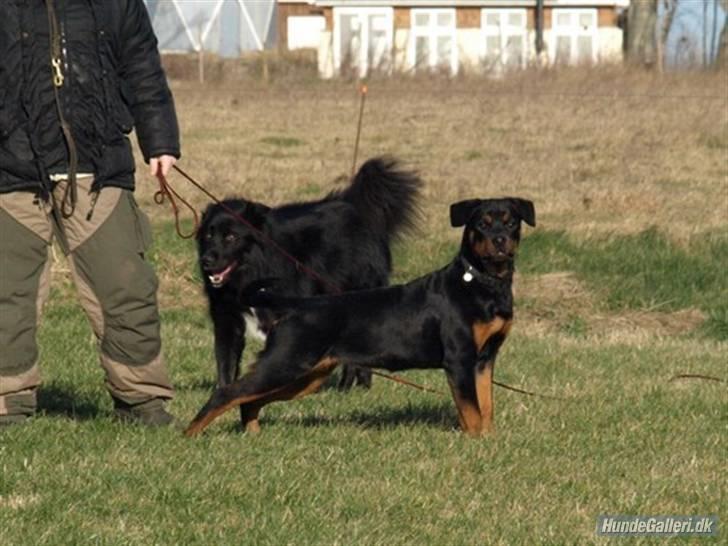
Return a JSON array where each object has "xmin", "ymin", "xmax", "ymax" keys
[
  {"xmin": 480, "ymin": 8, "xmax": 528, "ymax": 73},
  {"xmin": 550, "ymin": 8, "xmax": 598, "ymax": 65},
  {"xmin": 408, "ymin": 8, "xmax": 458, "ymax": 75},
  {"xmin": 333, "ymin": 7, "xmax": 393, "ymax": 78}
]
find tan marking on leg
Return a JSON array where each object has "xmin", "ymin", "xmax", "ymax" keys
[
  {"xmin": 472, "ymin": 318, "xmax": 508, "ymax": 353},
  {"xmin": 185, "ymin": 389, "xmax": 285, "ymax": 437},
  {"xmin": 293, "ymin": 357, "xmax": 339, "ymax": 398},
  {"xmin": 185, "ymin": 358, "xmax": 340, "ymax": 437},
  {"xmin": 476, "ymin": 362, "xmax": 495, "ymax": 434},
  {"xmin": 446, "ymin": 376, "xmax": 482, "ymax": 436},
  {"xmin": 240, "ymin": 404, "xmax": 262, "ymax": 434}
]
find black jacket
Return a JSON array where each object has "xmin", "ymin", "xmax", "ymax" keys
[{"xmin": 0, "ymin": 0, "xmax": 180, "ymax": 195}]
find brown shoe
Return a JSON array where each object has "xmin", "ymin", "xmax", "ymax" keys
[{"xmin": 113, "ymin": 398, "xmax": 175, "ymax": 427}]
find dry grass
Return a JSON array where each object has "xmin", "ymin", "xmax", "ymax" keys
[
  {"xmin": 135, "ymin": 65, "xmax": 726, "ymax": 240},
  {"xmin": 129, "ymin": 66, "xmax": 726, "ymax": 334},
  {"xmin": 48, "ymin": 66, "xmax": 727, "ymax": 337}
]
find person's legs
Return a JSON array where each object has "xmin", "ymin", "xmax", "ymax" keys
[
  {"xmin": 53, "ymin": 179, "xmax": 174, "ymax": 425},
  {"xmin": 0, "ymin": 192, "xmax": 53, "ymax": 424}
]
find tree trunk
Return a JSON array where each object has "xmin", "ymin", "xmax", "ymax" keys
[
  {"xmin": 657, "ymin": 0, "xmax": 678, "ymax": 73},
  {"xmin": 717, "ymin": 2, "xmax": 728, "ymax": 69},
  {"xmin": 627, "ymin": 0, "xmax": 658, "ymax": 67}
]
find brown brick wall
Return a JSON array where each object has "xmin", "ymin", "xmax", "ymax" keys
[
  {"xmin": 456, "ymin": 7, "xmax": 480, "ymax": 29},
  {"xmin": 394, "ymin": 7, "xmax": 410, "ymax": 29}
]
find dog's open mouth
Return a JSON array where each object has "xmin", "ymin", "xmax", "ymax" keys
[{"xmin": 207, "ymin": 262, "xmax": 238, "ymax": 288}]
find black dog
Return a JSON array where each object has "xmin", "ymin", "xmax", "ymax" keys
[
  {"xmin": 197, "ymin": 157, "xmax": 421, "ymax": 390},
  {"xmin": 186, "ymin": 197, "xmax": 535, "ymax": 437}
]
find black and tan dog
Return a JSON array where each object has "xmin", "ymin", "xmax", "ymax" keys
[{"xmin": 185, "ymin": 197, "xmax": 535, "ymax": 437}]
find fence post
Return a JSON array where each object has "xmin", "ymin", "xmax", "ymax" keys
[{"xmin": 198, "ymin": 24, "xmax": 205, "ymax": 84}]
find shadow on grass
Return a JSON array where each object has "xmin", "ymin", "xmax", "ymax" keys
[
  {"xmin": 181, "ymin": 370, "xmax": 371, "ymax": 393},
  {"xmin": 219, "ymin": 401, "xmax": 456, "ymax": 433},
  {"xmin": 311, "ymin": 403, "xmax": 456, "ymax": 431},
  {"xmin": 37, "ymin": 383, "xmax": 102, "ymax": 421}
]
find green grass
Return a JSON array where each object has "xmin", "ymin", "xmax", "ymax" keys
[
  {"xmin": 519, "ymin": 228, "xmax": 728, "ymax": 340},
  {"xmin": 2, "ymin": 304, "xmax": 725, "ymax": 545},
  {"xmin": 2, "ymin": 221, "xmax": 726, "ymax": 545}
]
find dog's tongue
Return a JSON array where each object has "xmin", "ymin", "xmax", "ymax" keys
[{"xmin": 209, "ymin": 263, "xmax": 236, "ymax": 286}]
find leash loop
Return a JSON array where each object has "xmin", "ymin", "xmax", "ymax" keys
[{"xmin": 155, "ymin": 173, "xmax": 199, "ymax": 239}]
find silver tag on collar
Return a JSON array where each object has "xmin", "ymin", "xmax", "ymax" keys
[{"xmin": 463, "ymin": 270, "xmax": 474, "ymax": 283}]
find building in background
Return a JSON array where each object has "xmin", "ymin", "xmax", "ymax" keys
[
  {"xmin": 144, "ymin": 0, "xmax": 277, "ymax": 56},
  {"xmin": 279, "ymin": 0, "xmax": 630, "ymax": 78}
]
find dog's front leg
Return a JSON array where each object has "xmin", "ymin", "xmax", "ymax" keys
[
  {"xmin": 475, "ymin": 359, "xmax": 495, "ymax": 434},
  {"xmin": 444, "ymin": 364, "xmax": 483, "ymax": 436},
  {"xmin": 474, "ymin": 329, "xmax": 508, "ymax": 434},
  {"xmin": 211, "ymin": 304, "xmax": 246, "ymax": 386}
]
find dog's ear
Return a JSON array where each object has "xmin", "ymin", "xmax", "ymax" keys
[
  {"xmin": 450, "ymin": 199, "xmax": 482, "ymax": 227},
  {"xmin": 243, "ymin": 202, "xmax": 271, "ymax": 227},
  {"xmin": 508, "ymin": 198, "xmax": 536, "ymax": 227}
]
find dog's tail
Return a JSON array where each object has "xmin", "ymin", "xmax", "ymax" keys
[{"xmin": 338, "ymin": 156, "xmax": 422, "ymax": 240}]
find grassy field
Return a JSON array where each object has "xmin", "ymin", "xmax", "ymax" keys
[{"xmin": 1, "ymin": 67, "xmax": 726, "ymax": 545}]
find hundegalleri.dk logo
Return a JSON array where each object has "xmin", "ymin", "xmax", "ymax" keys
[{"xmin": 596, "ymin": 515, "xmax": 718, "ymax": 537}]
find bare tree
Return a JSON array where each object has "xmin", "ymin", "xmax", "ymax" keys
[
  {"xmin": 717, "ymin": 0, "xmax": 728, "ymax": 68},
  {"xmin": 627, "ymin": 0, "xmax": 658, "ymax": 67},
  {"xmin": 657, "ymin": 0, "xmax": 679, "ymax": 72},
  {"xmin": 704, "ymin": 0, "xmax": 710, "ymax": 66}
]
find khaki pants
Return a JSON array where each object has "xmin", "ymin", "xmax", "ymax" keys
[{"xmin": 0, "ymin": 178, "xmax": 173, "ymax": 416}]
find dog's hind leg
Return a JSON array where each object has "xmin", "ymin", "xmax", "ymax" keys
[
  {"xmin": 185, "ymin": 357, "xmax": 340, "ymax": 437},
  {"xmin": 184, "ymin": 372, "xmax": 286, "ymax": 437},
  {"xmin": 237, "ymin": 357, "xmax": 340, "ymax": 432},
  {"xmin": 338, "ymin": 364, "xmax": 367, "ymax": 390},
  {"xmin": 240, "ymin": 403, "xmax": 263, "ymax": 434}
]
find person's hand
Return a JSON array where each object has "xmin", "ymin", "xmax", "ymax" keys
[{"xmin": 149, "ymin": 155, "xmax": 177, "ymax": 179}]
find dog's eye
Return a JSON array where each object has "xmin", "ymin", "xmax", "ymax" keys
[
  {"xmin": 205, "ymin": 232, "xmax": 213, "ymax": 240},
  {"xmin": 225, "ymin": 234, "xmax": 239, "ymax": 243}
]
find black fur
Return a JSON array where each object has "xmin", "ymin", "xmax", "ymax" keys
[
  {"xmin": 186, "ymin": 197, "xmax": 535, "ymax": 437},
  {"xmin": 197, "ymin": 157, "xmax": 422, "ymax": 390}
]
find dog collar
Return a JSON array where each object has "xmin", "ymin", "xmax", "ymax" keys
[
  {"xmin": 462, "ymin": 263, "xmax": 476, "ymax": 283},
  {"xmin": 459, "ymin": 256, "xmax": 486, "ymax": 284},
  {"xmin": 459, "ymin": 256, "xmax": 511, "ymax": 285}
]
